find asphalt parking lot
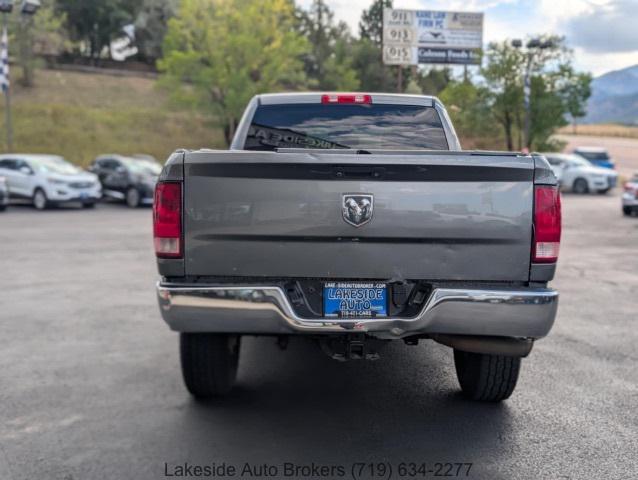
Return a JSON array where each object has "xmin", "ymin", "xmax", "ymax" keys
[{"xmin": 1, "ymin": 193, "xmax": 637, "ymax": 480}]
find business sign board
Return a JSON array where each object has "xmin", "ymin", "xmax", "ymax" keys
[{"xmin": 383, "ymin": 8, "xmax": 483, "ymax": 66}]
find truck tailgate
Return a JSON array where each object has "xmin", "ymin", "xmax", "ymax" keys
[{"xmin": 183, "ymin": 150, "xmax": 534, "ymax": 281}]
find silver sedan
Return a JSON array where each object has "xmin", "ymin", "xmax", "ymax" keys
[{"xmin": 622, "ymin": 174, "xmax": 638, "ymax": 216}]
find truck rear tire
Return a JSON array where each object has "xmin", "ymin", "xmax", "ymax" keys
[
  {"xmin": 180, "ymin": 333, "xmax": 241, "ymax": 398},
  {"xmin": 453, "ymin": 349, "xmax": 521, "ymax": 402}
]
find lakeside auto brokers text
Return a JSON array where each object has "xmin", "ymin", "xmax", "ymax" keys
[{"xmin": 163, "ymin": 461, "xmax": 474, "ymax": 478}]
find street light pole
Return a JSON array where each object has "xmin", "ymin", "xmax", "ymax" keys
[
  {"xmin": 19, "ymin": 0, "xmax": 39, "ymax": 86},
  {"xmin": 523, "ymin": 51, "xmax": 532, "ymax": 151}
]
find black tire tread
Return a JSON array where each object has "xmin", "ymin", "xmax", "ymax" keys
[
  {"xmin": 180, "ymin": 333, "xmax": 240, "ymax": 399},
  {"xmin": 573, "ymin": 178, "xmax": 589, "ymax": 194},
  {"xmin": 454, "ymin": 349, "xmax": 521, "ymax": 402},
  {"xmin": 33, "ymin": 188, "xmax": 48, "ymax": 210},
  {"xmin": 126, "ymin": 187, "xmax": 141, "ymax": 208}
]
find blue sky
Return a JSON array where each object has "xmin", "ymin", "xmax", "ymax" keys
[{"xmin": 298, "ymin": 0, "xmax": 638, "ymax": 76}]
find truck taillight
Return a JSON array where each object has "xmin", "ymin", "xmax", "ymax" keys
[
  {"xmin": 153, "ymin": 182, "xmax": 182, "ymax": 258},
  {"xmin": 533, "ymin": 186, "xmax": 561, "ymax": 263},
  {"xmin": 321, "ymin": 93, "xmax": 372, "ymax": 104}
]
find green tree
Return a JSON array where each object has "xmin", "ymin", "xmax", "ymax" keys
[
  {"xmin": 481, "ymin": 41, "xmax": 525, "ymax": 151},
  {"xmin": 3, "ymin": 2, "xmax": 68, "ymax": 87},
  {"xmin": 56, "ymin": 0, "xmax": 142, "ymax": 61},
  {"xmin": 350, "ymin": 38, "xmax": 388, "ymax": 92},
  {"xmin": 159, "ymin": 0, "xmax": 309, "ymax": 144},
  {"xmin": 134, "ymin": 0, "xmax": 178, "ymax": 63},
  {"xmin": 354, "ymin": 0, "xmax": 406, "ymax": 92},
  {"xmin": 482, "ymin": 36, "xmax": 588, "ymax": 150},
  {"xmin": 529, "ymin": 75, "xmax": 569, "ymax": 150},
  {"xmin": 558, "ymin": 66, "xmax": 592, "ymax": 133},
  {"xmin": 439, "ymin": 80, "xmax": 498, "ymax": 149},
  {"xmin": 297, "ymin": 0, "xmax": 359, "ymax": 90},
  {"xmin": 417, "ymin": 67, "xmax": 452, "ymax": 95},
  {"xmin": 32, "ymin": 2, "xmax": 69, "ymax": 57},
  {"xmin": 359, "ymin": 0, "xmax": 391, "ymax": 46}
]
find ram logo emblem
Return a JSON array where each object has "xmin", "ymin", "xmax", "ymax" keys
[{"xmin": 342, "ymin": 194, "xmax": 374, "ymax": 227}]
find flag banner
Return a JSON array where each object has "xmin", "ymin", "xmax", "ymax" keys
[{"xmin": 0, "ymin": 26, "xmax": 9, "ymax": 93}]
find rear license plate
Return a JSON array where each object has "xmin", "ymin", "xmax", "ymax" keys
[{"xmin": 323, "ymin": 282, "xmax": 387, "ymax": 318}]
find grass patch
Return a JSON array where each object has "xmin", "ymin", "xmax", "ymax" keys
[
  {"xmin": 0, "ymin": 69, "xmax": 224, "ymax": 166},
  {"xmin": 558, "ymin": 123, "xmax": 638, "ymax": 139}
]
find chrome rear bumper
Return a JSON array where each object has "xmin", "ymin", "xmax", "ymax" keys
[{"xmin": 156, "ymin": 283, "xmax": 558, "ymax": 340}]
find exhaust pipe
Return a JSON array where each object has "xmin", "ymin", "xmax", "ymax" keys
[{"xmin": 431, "ymin": 334, "xmax": 533, "ymax": 357}]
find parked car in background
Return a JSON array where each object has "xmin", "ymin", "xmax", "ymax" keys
[
  {"xmin": 544, "ymin": 153, "xmax": 618, "ymax": 194},
  {"xmin": 89, "ymin": 155, "xmax": 161, "ymax": 208},
  {"xmin": 573, "ymin": 147, "xmax": 615, "ymax": 169},
  {"xmin": 132, "ymin": 155, "xmax": 164, "ymax": 174},
  {"xmin": 132, "ymin": 154, "xmax": 160, "ymax": 163},
  {"xmin": 0, "ymin": 155, "xmax": 101, "ymax": 210},
  {"xmin": 622, "ymin": 174, "xmax": 638, "ymax": 216},
  {"xmin": 0, "ymin": 176, "xmax": 8, "ymax": 211}
]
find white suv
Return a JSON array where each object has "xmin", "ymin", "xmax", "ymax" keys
[
  {"xmin": 544, "ymin": 153, "xmax": 618, "ymax": 194},
  {"xmin": 0, "ymin": 176, "xmax": 8, "ymax": 211},
  {"xmin": 0, "ymin": 154, "xmax": 101, "ymax": 210}
]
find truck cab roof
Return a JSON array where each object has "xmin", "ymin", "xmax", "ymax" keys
[{"xmin": 256, "ymin": 92, "xmax": 438, "ymax": 107}]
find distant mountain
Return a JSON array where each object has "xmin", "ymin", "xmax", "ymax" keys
[
  {"xmin": 590, "ymin": 65, "xmax": 638, "ymax": 98},
  {"xmin": 583, "ymin": 65, "xmax": 638, "ymax": 125}
]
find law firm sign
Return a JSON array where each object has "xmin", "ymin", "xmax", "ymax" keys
[{"xmin": 382, "ymin": 8, "xmax": 483, "ymax": 66}]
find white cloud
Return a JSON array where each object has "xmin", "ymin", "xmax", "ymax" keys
[
  {"xmin": 573, "ymin": 47, "xmax": 638, "ymax": 75},
  {"xmin": 298, "ymin": 0, "xmax": 518, "ymax": 35},
  {"xmin": 566, "ymin": 0, "xmax": 638, "ymax": 53},
  {"xmin": 538, "ymin": 0, "xmax": 600, "ymax": 19}
]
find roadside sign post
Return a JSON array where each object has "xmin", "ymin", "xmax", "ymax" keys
[{"xmin": 382, "ymin": 8, "xmax": 484, "ymax": 92}]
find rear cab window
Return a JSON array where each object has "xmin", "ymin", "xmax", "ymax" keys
[{"xmin": 244, "ymin": 103, "xmax": 449, "ymax": 151}]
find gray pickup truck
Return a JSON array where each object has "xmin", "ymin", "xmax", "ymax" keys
[{"xmin": 154, "ymin": 93, "xmax": 561, "ymax": 402}]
